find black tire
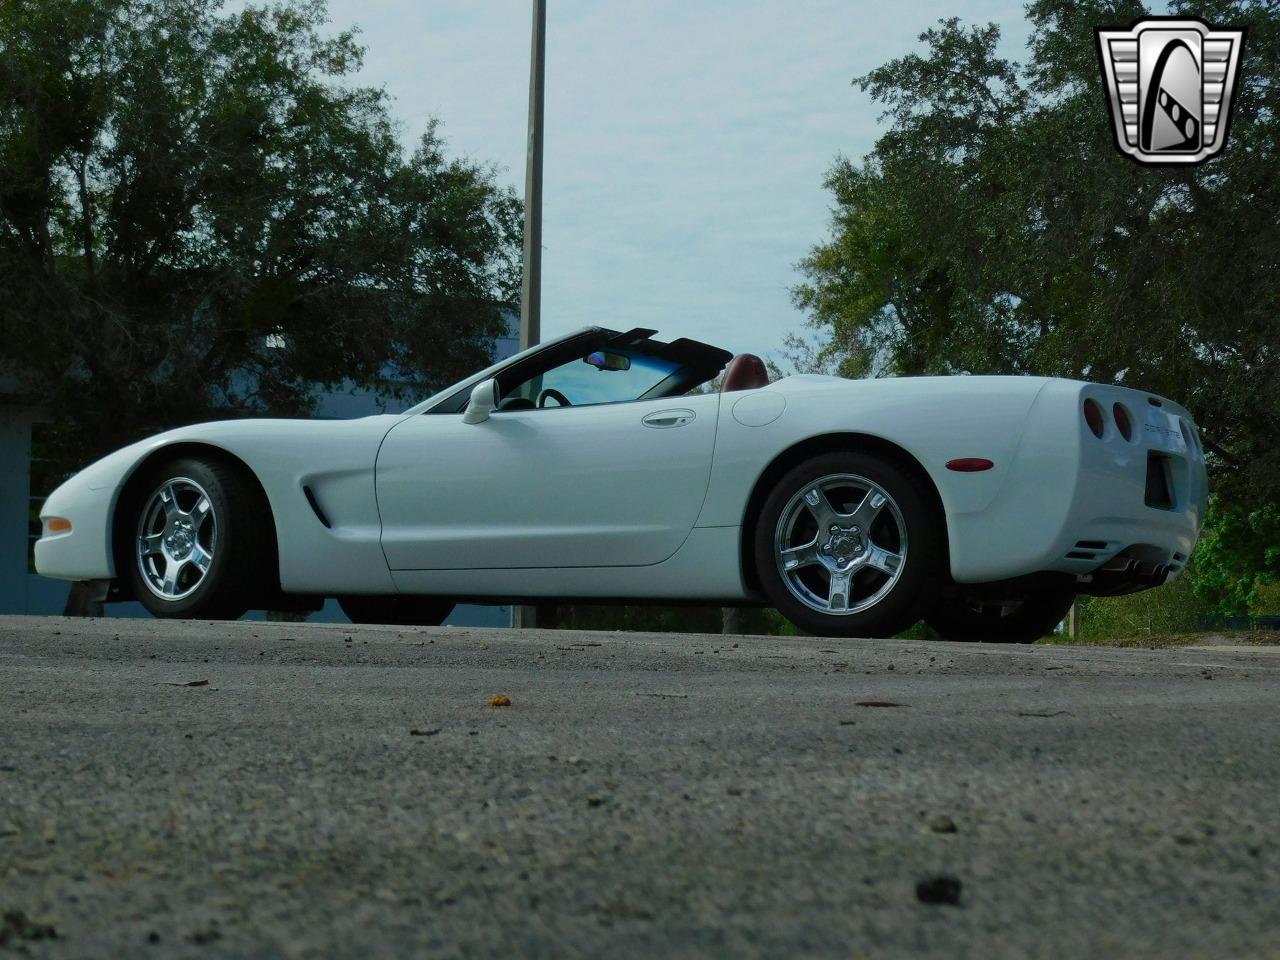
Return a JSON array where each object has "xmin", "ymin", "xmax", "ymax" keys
[
  {"xmin": 753, "ymin": 450, "xmax": 944, "ymax": 638},
  {"xmin": 338, "ymin": 596, "xmax": 455, "ymax": 626},
  {"xmin": 121, "ymin": 457, "xmax": 271, "ymax": 620},
  {"xmin": 924, "ymin": 575, "xmax": 1076, "ymax": 643}
]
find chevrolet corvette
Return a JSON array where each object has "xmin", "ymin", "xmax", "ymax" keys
[{"xmin": 35, "ymin": 326, "xmax": 1207, "ymax": 641}]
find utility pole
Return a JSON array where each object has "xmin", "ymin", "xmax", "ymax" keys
[
  {"xmin": 520, "ymin": 0, "xmax": 545, "ymax": 353},
  {"xmin": 513, "ymin": 0, "xmax": 546, "ymax": 630}
]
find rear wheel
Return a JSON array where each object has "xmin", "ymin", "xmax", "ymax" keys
[
  {"xmin": 124, "ymin": 457, "xmax": 270, "ymax": 620},
  {"xmin": 924, "ymin": 576, "xmax": 1076, "ymax": 643},
  {"xmin": 338, "ymin": 596, "xmax": 455, "ymax": 626},
  {"xmin": 754, "ymin": 451, "xmax": 944, "ymax": 638}
]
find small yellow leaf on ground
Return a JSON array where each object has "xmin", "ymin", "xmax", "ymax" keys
[{"xmin": 489, "ymin": 695, "xmax": 511, "ymax": 707}]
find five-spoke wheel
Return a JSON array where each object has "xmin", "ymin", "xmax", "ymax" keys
[
  {"xmin": 122, "ymin": 457, "xmax": 269, "ymax": 619},
  {"xmin": 754, "ymin": 451, "xmax": 942, "ymax": 637},
  {"xmin": 773, "ymin": 473, "xmax": 908, "ymax": 616},
  {"xmin": 136, "ymin": 478, "xmax": 218, "ymax": 601}
]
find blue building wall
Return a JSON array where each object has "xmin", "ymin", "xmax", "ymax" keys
[
  {"xmin": 2, "ymin": 318, "xmax": 522, "ymax": 626},
  {"xmin": 0, "ymin": 413, "xmax": 32, "ymax": 615}
]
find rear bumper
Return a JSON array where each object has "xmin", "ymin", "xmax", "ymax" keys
[{"xmin": 948, "ymin": 381, "xmax": 1206, "ymax": 585}]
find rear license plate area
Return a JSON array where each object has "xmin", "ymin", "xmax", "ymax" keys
[{"xmin": 1145, "ymin": 453, "xmax": 1174, "ymax": 510}]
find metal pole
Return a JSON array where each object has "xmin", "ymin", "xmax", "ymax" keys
[
  {"xmin": 513, "ymin": 0, "xmax": 545, "ymax": 630},
  {"xmin": 519, "ymin": 0, "xmax": 545, "ymax": 353}
]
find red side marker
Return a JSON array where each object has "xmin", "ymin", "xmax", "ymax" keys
[{"xmin": 945, "ymin": 458, "xmax": 994, "ymax": 472}]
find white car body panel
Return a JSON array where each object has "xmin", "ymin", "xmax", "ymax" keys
[
  {"xmin": 376, "ymin": 392, "xmax": 722, "ymax": 570},
  {"xmin": 697, "ymin": 375, "xmax": 1053, "ymax": 579},
  {"xmin": 35, "ymin": 339, "xmax": 1207, "ymax": 604},
  {"xmin": 36, "ymin": 417, "xmax": 401, "ymax": 595},
  {"xmin": 391, "ymin": 525, "xmax": 747, "ymax": 600}
]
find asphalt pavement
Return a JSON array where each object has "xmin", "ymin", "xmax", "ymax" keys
[{"xmin": 2, "ymin": 615, "xmax": 1278, "ymax": 959}]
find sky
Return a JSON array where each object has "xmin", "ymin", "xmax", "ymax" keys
[{"xmin": 310, "ymin": 0, "xmax": 1030, "ymax": 364}]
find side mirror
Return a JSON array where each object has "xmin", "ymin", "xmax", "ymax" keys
[{"xmin": 462, "ymin": 378, "xmax": 498, "ymax": 424}]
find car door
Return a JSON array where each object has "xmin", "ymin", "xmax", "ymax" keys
[{"xmin": 374, "ymin": 391, "xmax": 722, "ymax": 570}]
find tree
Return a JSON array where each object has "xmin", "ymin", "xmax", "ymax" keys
[
  {"xmin": 0, "ymin": 0, "xmax": 522, "ymax": 472},
  {"xmin": 1191, "ymin": 499, "xmax": 1280, "ymax": 613},
  {"xmin": 793, "ymin": 0, "xmax": 1280, "ymax": 508}
]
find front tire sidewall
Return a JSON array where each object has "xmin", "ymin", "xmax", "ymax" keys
[{"xmin": 755, "ymin": 451, "xmax": 943, "ymax": 638}]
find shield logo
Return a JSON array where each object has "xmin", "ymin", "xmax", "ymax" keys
[{"xmin": 1096, "ymin": 18, "xmax": 1245, "ymax": 165}]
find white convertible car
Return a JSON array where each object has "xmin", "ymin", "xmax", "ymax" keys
[{"xmin": 35, "ymin": 326, "xmax": 1207, "ymax": 641}]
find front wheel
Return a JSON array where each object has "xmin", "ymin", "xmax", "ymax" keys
[
  {"xmin": 753, "ymin": 451, "xmax": 944, "ymax": 638},
  {"xmin": 924, "ymin": 576, "xmax": 1076, "ymax": 643},
  {"xmin": 338, "ymin": 596, "xmax": 455, "ymax": 626},
  {"xmin": 123, "ymin": 457, "xmax": 270, "ymax": 619}
]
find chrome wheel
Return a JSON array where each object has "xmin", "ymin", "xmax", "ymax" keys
[
  {"xmin": 773, "ymin": 473, "xmax": 908, "ymax": 616},
  {"xmin": 136, "ymin": 478, "xmax": 218, "ymax": 601}
]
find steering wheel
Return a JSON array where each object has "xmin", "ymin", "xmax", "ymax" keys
[{"xmin": 537, "ymin": 387, "xmax": 572, "ymax": 408}]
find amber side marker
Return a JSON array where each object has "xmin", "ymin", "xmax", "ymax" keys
[
  {"xmin": 945, "ymin": 458, "xmax": 994, "ymax": 472},
  {"xmin": 45, "ymin": 517, "xmax": 73, "ymax": 534}
]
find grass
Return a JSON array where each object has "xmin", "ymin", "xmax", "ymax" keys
[{"xmin": 1038, "ymin": 630, "xmax": 1280, "ymax": 649}]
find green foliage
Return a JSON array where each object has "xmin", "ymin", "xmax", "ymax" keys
[
  {"xmin": 1251, "ymin": 581, "xmax": 1280, "ymax": 615},
  {"xmin": 1190, "ymin": 499, "xmax": 1280, "ymax": 613},
  {"xmin": 1075, "ymin": 569, "xmax": 1203, "ymax": 640},
  {"xmin": 0, "ymin": 0, "xmax": 522, "ymax": 473},
  {"xmin": 794, "ymin": 0, "xmax": 1280, "ymax": 509}
]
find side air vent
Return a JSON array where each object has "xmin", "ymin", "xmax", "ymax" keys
[
  {"xmin": 303, "ymin": 485, "xmax": 332, "ymax": 529},
  {"xmin": 1076, "ymin": 540, "xmax": 1109, "ymax": 550}
]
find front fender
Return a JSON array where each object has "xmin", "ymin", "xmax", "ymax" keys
[
  {"xmin": 35, "ymin": 429, "xmax": 237, "ymax": 582},
  {"xmin": 35, "ymin": 465, "xmax": 125, "ymax": 581},
  {"xmin": 35, "ymin": 417, "xmax": 401, "ymax": 595}
]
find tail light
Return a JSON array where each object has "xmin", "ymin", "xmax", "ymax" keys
[
  {"xmin": 1083, "ymin": 399, "xmax": 1106, "ymax": 439},
  {"xmin": 1113, "ymin": 403, "xmax": 1134, "ymax": 442}
]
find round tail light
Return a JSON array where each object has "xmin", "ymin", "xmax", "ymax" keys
[
  {"xmin": 1083, "ymin": 399, "xmax": 1106, "ymax": 439},
  {"xmin": 1113, "ymin": 403, "xmax": 1133, "ymax": 442}
]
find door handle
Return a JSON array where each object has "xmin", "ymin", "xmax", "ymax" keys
[{"xmin": 642, "ymin": 408, "xmax": 696, "ymax": 428}]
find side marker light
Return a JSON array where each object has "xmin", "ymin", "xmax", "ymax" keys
[{"xmin": 945, "ymin": 459, "xmax": 994, "ymax": 472}]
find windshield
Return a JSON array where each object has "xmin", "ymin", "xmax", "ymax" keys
[
  {"xmin": 420, "ymin": 327, "xmax": 735, "ymax": 415},
  {"xmin": 501, "ymin": 349, "xmax": 685, "ymax": 408}
]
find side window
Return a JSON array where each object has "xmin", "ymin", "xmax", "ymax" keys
[{"xmin": 502, "ymin": 351, "xmax": 684, "ymax": 409}]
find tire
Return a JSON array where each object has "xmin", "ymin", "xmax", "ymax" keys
[
  {"xmin": 753, "ymin": 451, "xmax": 944, "ymax": 638},
  {"xmin": 338, "ymin": 596, "xmax": 455, "ymax": 627},
  {"xmin": 122, "ymin": 457, "xmax": 271, "ymax": 620},
  {"xmin": 924, "ymin": 575, "xmax": 1076, "ymax": 643}
]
